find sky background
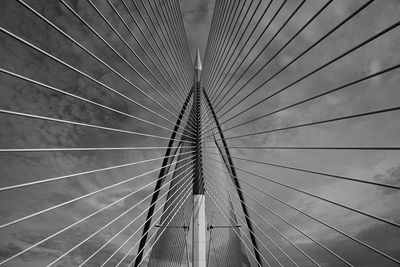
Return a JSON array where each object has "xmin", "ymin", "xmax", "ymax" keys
[{"xmin": 0, "ymin": 0, "xmax": 400, "ymax": 266}]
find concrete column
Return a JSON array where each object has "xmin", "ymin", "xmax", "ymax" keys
[{"xmin": 193, "ymin": 194, "xmax": 206, "ymax": 267}]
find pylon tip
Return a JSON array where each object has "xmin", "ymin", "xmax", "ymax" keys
[{"xmin": 194, "ymin": 48, "xmax": 202, "ymax": 71}]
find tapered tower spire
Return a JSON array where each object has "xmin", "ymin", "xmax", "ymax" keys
[{"xmin": 194, "ymin": 48, "xmax": 202, "ymax": 82}]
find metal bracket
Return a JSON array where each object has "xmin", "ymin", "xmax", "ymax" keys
[{"xmin": 207, "ymin": 224, "xmax": 242, "ymax": 230}]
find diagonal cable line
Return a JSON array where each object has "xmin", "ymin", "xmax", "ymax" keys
[
  {"xmin": 204, "ymin": 0, "xmax": 244, "ymax": 90},
  {"xmin": 204, "ymin": 0, "xmax": 247, "ymax": 86},
  {"xmin": 98, "ymin": 169, "xmax": 195, "ymax": 267},
  {"xmin": 204, "ymin": 0, "xmax": 257, "ymax": 92},
  {"xmin": 223, "ymin": 63, "xmax": 400, "ymax": 132},
  {"xmin": 156, "ymin": 0, "xmax": 192, "ymax": 86},
  {"xmin": 202, "ymin": 0, "xmax": 233, "ymax": 87},
  {"xmin": 212, "ymin": 0, "xmax": 375, "ymax": 116},
  {"xmin": 214, "ymin": 146, "xmax": 400, "ymax": 151},
  {"xmin": 123, "ymin": 0, "xmax": 189, "ymax": 100},
  {"xmin": 205, "ymin": 0, "xmax": 255, "ymax": 91},
  {"xmin": 200, "ymin": 0, "xmax": 223, "ymax": 85},
  {"xmin": 0, "ymin": 109, "xmax": 195, "ymax": 143},
  {"xmin": 216, "ymin": 2, "xmax": 394, "ymax": 123},
  {"xmin": 117, "ymin": 0, "xmax": 187, "ymax": 104},
  {"xmin": 47, "ymin": 158, "xmax": 196, "ymax": 267},
  {"xmin": 142, "ymin": 0, "xmax": 191, "ymax": 88},
  {"xmin": 127, "ymin": 193, "xmax": 192, "ymax": 267},
  {"xmin": 211, "ymin": 105, "xmax": 400, "ymax": 142},
  {"xmin": 131, "ymin": 183, "xmax": 200, "ymax": 267},
  {"xmin": 150, "ymin": 0, "xmax": 201, "ymax": 130},
  {"xmin": 52, "ymin": 0, "xmax": 179, "ymax": 121},
  {"xmin": 202, "ymin": 2, "xmax": 389, "ymax": 135},
  {"xmin": 205, "ymin": 160, "xmax": 400, "ymax": 265},
  {"xmin": 0, "ymin": 157, "xmax": 194, "ymax": 266},
  {"xmin": 153, "ymin": 0, "xmax": 192, "ymax": 83},
  {"xmin": 0, "ymin": 146, "xmax": 191, "ymax": 153},
  {"xmin": 210, "ymin": 0, "xmax": 328, "ymax": 108},
  {"xmin": 216, "ymin": 25, "xmax": 400, "ymax": 136},
  {"xmin": 207, "ymin": 167, "xmax": 352, "ymax": 266},
  {"xmin": 205, "ymin": 177, "xmax": 261, "ymax": 267},
  {"xmin": 204, "ymin": 0, "xmax": 235, "ymax": 78},
  {"xmin": 204, "ymin": 149, "xmax": 248, "ymax": 267},
  {"xmin": 0, "ymin": 68, "xmax": 196, "ymax": 141},
  {"xmin": 104, "ymin": 0, "xmax": 184, "ymax": 109},
  {"xmin": 0, "ymin": 149, "xmax": 192, "ymax": 192},
  {"xmin": 83, "ymin": 0, "xmax": 184, "ymax": 117},
  {"xmin": 151, "ymin": 0, "xmax": 193, "ymax": 86},
  {"xmin": 204, "ymin": 169, "xmax": 290, "ymax": 267},
  {"xmin": 0, "ymin": 26, "xmax": 196, "ymax": 136},
  {"xmin": 204, "ymin": 162, "xmax": 352, "ymax": 266},
  {"xmin": 204, "ymin": 158, "xmax": 320, "ymax": 266},
  {"xmin": 204, "ymin": 0, "xmax": 258, "ymax": 93},
  {"xmin": 201, "ymin": 95, "xmax": 264, "ymax": 266},
  {"xmin": 212, "ymin": 0, "xmax": 307, "ymax": 109},
  {"xmin": 68, "ymin": 0, "xmax": 195, "ymax": 130},
  {"xmin": 211, "ymin": 0, "xmax": 333, "ymax": 109},
  {"xmin": 206, "ymin": 210, "xmax": 216, "ymax": 265},
  {"xmin": 99, "ymin": 172, "xmax": 193, "ymax": 266},
  {"xmin": 125, "ymin": 0, "xmax": 198, "ymax": 131},
  {"xmin": 17, "ymin": 0, "xmax": 199, "ymax": 135},
  {"xmin": 120, "ymin": 183, "xmax": 194, "ymax": 267},
  {"xmin": 102, "ymin": 0, "xmax": 184, "ymax": 110},
  {"xmin": 0, "ymin": 152, "xmax": 195, "ymax": 230},
  {"xmin": 205, "ymin": 180, "xmax": 271, "ymax": 267},
  {"xmin": 87, "ymin": 0, "xmax": 199, "ymax": 132},
  {"xmin": 203, "ymin": 155, "xmax": 400, "ymax": 229},
  {"xmin": 132, "ymin": 89, "xmax": 213, "ymax": 265},
  {"xmin": 130, "ymin": 0, "xmax": 191, "ymax": 94},
  {"xmin": 207, "ymin": 0, "xmax": 275, "ymax": 97},
  {"xmin": 205, "ymin": 164, "xmax": 299, "ymax": 266},
  {"xmin": 1, "ymin": 1, "xmax": 399, "ymax": 266},
  {"xmin": 203, "ymin": 0, "xmax": 262, "ymax": 93},
  {"xmin": 206, "ymin": 194, "xmax": 264, "ymax": 267},
  {"xmin": 149, "ymin": 157, "xmax": 196, "ymax": 267},
  {"xmin": 206, "ymin": 150, "xmax": 400, "ymax": 190},
  {"xmin": 164, "ymin": 0, "xmax": 194, "ymax": 88},
  {"xmin": 206, "ymin": 211, "xmax": 215, "ymax": 266},
  {"xmin": 175, "ymin": 0, "xmax": 196, "ymax": 80},
  {"xmin": 173, "ymin": 0, "xmax": 197, "ymax": 78},
  {"xmin": 210, "ymin": 0, "xmax": 295, "ymax": 102},
  {"xmin": 164, "ymin": 0, "xmax": 192, "ymax": 73}
]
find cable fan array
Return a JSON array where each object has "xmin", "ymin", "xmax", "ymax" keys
[{"xmin": 0, "ymin": 0, "xmax": 399, "ymax": 266}]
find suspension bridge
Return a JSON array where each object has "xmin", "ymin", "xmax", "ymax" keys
[{"xmin": 0, "ymin": 0, "xmax": 399, "ymax": 266}]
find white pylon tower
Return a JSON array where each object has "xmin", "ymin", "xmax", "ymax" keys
[{"xmin": 192, "ymin": 49, "xmax": 206, "ymax": 267}]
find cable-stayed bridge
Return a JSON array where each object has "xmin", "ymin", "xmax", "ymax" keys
[{"xmin": 0, "ymin": 0, "xmax": 399, "ymax": 266}]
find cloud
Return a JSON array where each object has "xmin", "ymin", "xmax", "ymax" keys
[
  {"xmin": 374, "ymin": 166, "xmax": 400, "ymax": 196},
  {"xmin": 1, "ymin": 0, "xmax": 400, "ymax": 266}
]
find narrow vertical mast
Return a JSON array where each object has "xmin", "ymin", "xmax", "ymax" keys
[
  {"xmin": 192, "ymin": 49, "xmax": 206, "ymax": 267},
  {"xmin": 194, "ymin": 48, "xmax": 202, "ymax": 83}
]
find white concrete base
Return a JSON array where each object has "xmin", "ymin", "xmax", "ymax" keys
[{"xmin": 193, "ymin": 195, "xmax": 206, "ymax": 267}]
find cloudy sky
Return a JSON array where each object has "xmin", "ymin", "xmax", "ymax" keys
[{"xmin": 0, "ymin": 0, "xmax": 400, "ymax": 266}]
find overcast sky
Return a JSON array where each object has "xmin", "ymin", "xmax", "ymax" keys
[{"xmin": 0, "ymin": 0, "xmax": 400, "ymax": 266}]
